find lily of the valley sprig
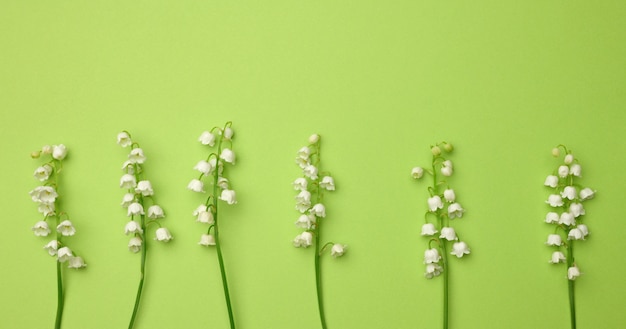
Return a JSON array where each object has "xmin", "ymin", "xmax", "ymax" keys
[
  {"xmin": 293, "ymin": 134, "xmax": 346, "ymax": 329},
  {"xmin": 544, "ymin": 145, "xmax": 595, "ymax": 329},
  {"xmin": 188, "ymin": 122, "xmax": 238, "ymax": 329},
  {"xmin": 30, "ymin": 144, "xmax": 86, "ymax": 329},
  {"xmin": 412, "ymin": 141, "xmax": 469, "ymax": 329},
  {"xmin": 117, "ymin": 132, "xmax": 172, "ymax": 329}
]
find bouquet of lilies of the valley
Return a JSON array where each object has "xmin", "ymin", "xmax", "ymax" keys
[{"xmin": 30, "ymin": 144, "xmax": 86, "ymax": 329}]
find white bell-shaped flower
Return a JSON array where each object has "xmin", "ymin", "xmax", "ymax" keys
[
  {"xmin": 44, "ymin": 240, "xmax": 59, "ymax": 256},
  {"xmin": 545, "ymin": 212, "xmax": 559, "ymax": 224},
  {"xmin": 577, "ymin": 224, "xmax": 589, "ymax": 237},
  {"xmin": 424, "ymin": 248, "xmax": 441, "ymax": 264},
  {"xmin": 544, "ymin": 175, "xmax": 559, "ymax": 188},
  {"xmin": 570, "ymin": 164, "xmax": 581, "ymax": 177},
  {"xmin": 443, "ymin": 189, "xmax": 456, "ymax": 203},
  {"xmin": 420, "ymin": 223, "xmax": 438, "ymax": 236},
  {"xmin": 220, "ymin": 148, "xmax": 236, "ymax": 164},
  {"xmin": 558, "ymin": 212, "xmax": 576, "ymax": 226},
  {"xmin": 330, "ymin": 244, "xmax": 346, "ymax": 257},
  {"xmin": 32, "ymin": 221, "xmax": 51, "ymax": 237},
  {"xmin": 155, "ymin": 227, "xmax": 173, "ymax": 242},
  {"xmin": 567, "ymin": 266, "xmax": 581, "ymax": 280},
  {"xmin": 199, "ymin": 234, "xmax": 216, "ymax": 246},
  {"xmin": 198, "ymin": 131, "xmax": 216, "ymax": 146},
  {"xmin": 292, "ymin": 178, "xmax": 308, "ymax": 191},
  {"xmin": 120, "ymin": 174, "xmax": 137, "ymax": 189},
  {"xmin": 33, "ymin": 165, "xmax": 53, "ymax": 182},
  {"xmin": 117, "ymin": 132, "xmax": 132, "ymax": 147},
  {"xmin": 57, "ymin": 246, "xmax": 73, "ymax": 263},
  {"xmin": 439, "ymin": 227, "xmax": 458, "ymax": 241},
  {"xmin": 561, "ymin": 186, "xmax": 577, "ymax": 200},
  {"xmin": 549, "ymin": 251, "xmax": 566, "ymax": 264},
  {"xmin": 568, "ymin": 228, "xmax": 584, "ymax": 240},
  {"xmin": 219, "ymin": 189, "xmax": 237, "ymax": 205},
  {"xmin": 320, "ymin": 176, "xmax": 335, "ymax": 191},
  {"xmin": 546, "ymin": 194, "xmax": 564, "ymax": 207},
  {"xmin": 303, "ymin": 164, "xmax": 318, "ymax": 180},
  {"xmin": 448, "ymin": 203, "xmax": 464, "ymax": 219},
  {"xmin": 450, "ymin": 241, "xmax": 470, "ymax": 258},
  {"xmin": 124, "ymin": 220, "xmax": 143, "ymax": 235},
  {"xmin": 68, "ymin": 256, "xmax": 87, "ymax": 269},
  {"xmin": 546, "ymin": 234, "xmax": 562, "ymax": 246},
  {"xmin": 427, "ymin": 195, "xmax": 444, "ymax": 212},
  {"xmin": 127, "ymin": 202, "xmax": 145, "ymax": 216},
  {"xmin": 52, "ymin": 144, "xmax": 68, "ymax": 160},
  {"xmin": 579, "ymin": 188, "xmax": 595, "ymax": 201},
  {"xmin": 293, "ymin": 231, "xmax": 313, "ymax": 248},
  {"xmin": 135, "ymin": 180, "xmax": 154, "ymax": 196},
  {"xmin": 187, "ymin": 179, "xmax": 205, "ymax": 193},
  {"xmin": 558, "ymin": 165, "xmax": 569, "ymax": 178},
  {"xmin": 121, "ymin": 193, "xmax": 134, "ymax": 208},
  {"xmin": 147, "ymin": 205, "xmax": 165, "ymax": 219},
  {"xmin": 128, "ymin": 148, "xmax": 146, "ymax": 164},
  {"xmin": 569, "ymin": 203, "xmax": 585, "ymax": 218},
  {"xmin": 411, "ymin": 167, "xmax": 424, "ymax": 179},
  {"xmin": 564, "ymin": 154, "xmax": 574, "ymax": 164},
  {"xmin": 425, "ymin": 263, "xmax": 443, "ymax": 279},
  {"xmin": 56, "ymin": 220, "xmax": 76, "ymax": 236},
  {"xmin": 310, "ymin": 203, "xmax": 326, "ymax": 217},
  {"xmin": 194, "ymin": 160, "xmax": 213, "ymax": 175},
  {"xmin": 295, "ymin": 214, "xmax": 316, "ymax": 229},
  {"xmin": 128, "ymin": 237, "xmax": 142, "ymax": 253}
]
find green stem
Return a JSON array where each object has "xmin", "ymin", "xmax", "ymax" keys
[
  {"xmin": 441, "ymin": 241, "xmax": 449, "ymax": 329},
  {"xmin": 55, "ymin": 248, "xmax": 64, "ymax": 329},
  {"xmin": 315, "ymin": 228, "xmax": 327, "ymax": 329},
  {"xmin": 567, "ymin": 243, "xmax": 576, "ymax": 329},
  {"xmin": 128, "ymin": 215, "xmax": 147, "ymax": 329}
]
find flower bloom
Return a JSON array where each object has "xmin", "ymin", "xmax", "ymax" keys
[
  {"xmin": 546, "ymin": 194, "xmax": 564, "ymax": 207},
  {"xmin": 52, "ymin": 144, "xmax": 68, "ymax": 160},
  {"xmin": 450, "ymin": 241, "xmax": 470, "ymax": 258},
  {"xmin": 220, "ymin": 148, "xmax": 236, "ymax": 164},
  {"xmin": 545, "ymin": 212, "xmax": 559, "ymax": 224},
  {"xmin": 120, "ymin": 174, "xmax": 137, "ymax": 189},
  {"xmin": 292, "ymin": 178, "xmax": 308, "ymax": 191},
  {"xmin": 196, "ymin": 209, "xmax": 215, "ymax": 224},
  {"xmin": 38, "ymin": 203, "xmax": 55, "ymax": 216},
  {"xmin": 544, "ymin": 175, "xmax": 558, "ymax": 188},
  {"xmin": 56, "ymin": 220, "xmax": 76, "ymax": 236},
  {"xmin": 297, "ymin": 146, "xmax": 310, "ymax": 160},
  {"xmin": 425, "ymin": 263, "xmax": 443, "ymax": 279},
  {"xmin": 147, "ymin": 205, "xmax": 165, "ymax": 219},
  {"xmin": 219, "ymin": 189, "xmax": 237, "ymax": 205},
  {"xmin": 155, "ymin": 227, "xmax": 173, "ymax": 242},
  {"xmin": 549, "ymin": 251, "xmax": 566, "ymax": 264},
  {"xmin": 295, "ymin": 214, "xmax": 316, "ymax": 229},
  {"xmin": 569, "ymin": 203, "xmax": 585, "ymax": 218},
  {"xmin": 561, "ymin": 186, "xmax": 577, "ymax": 200},
  {"xmin": 117, "ymin": 132, "xmax": 132, "ymax": 147},
  {"xmin": 411, "ymin": 167, "xmax": 424, "ymax": 179},
  {"xmin": 567, "ymin": 266, "xmax": 581, "ymax": 280},
  {"xmin": 44, "ymin": 240, "xmax": 59, "ymax": 256},
  {"xmin": 310, "ymin": 203, "xmax": 326, "ymax": 217},
  {"xmin": 194, "ymin": 160, "xmax": 213, "ymax": 175},
  {"xmin": 577, "ymin": 224, "xmax": 589, "ymax": 237},
  {"xmin": 222, "ymin": 127, "xmax": 234, "ymax": 140},
  {"xmin": 29, "ymin": 186, "xmax": 58, "ymax": 204},
  {"xmin": 295, "ymin": 190, "xmax": 312, "ymax": 213},
  {"xmin": 303, "ymin": 164, "xmax": 318, "ymax": 180},
  {"xmin": 124, "ymin": 221, "xmax": 143, "ymax": 235},
  {"xmin": 121, "ymin": 193, "xmax": 135, "ymax": 207},
  {"xmin": 558, "ymin": 165, "xmax": 569, "ymax": 178},
  {"xmin": 427, "ymin": 196, "xmax": 444, "ymax": 212},
  {"xmin": 331, "ymin": 244, "xmax": 346, "ymax": 257},
  {"xmin": 33, "ymin": 165, "xmax": 53, "ymax": 181},
  {"xmin": 57, "ymin": 246, "xmax": 73, "ymax": 262},
  {"xmin": 187, "ymin": 179, "xmax": 205, "ymax": 193},
  {"xmin": 293, "ymin": 231, "xmax": 313, "ymax": 248},
  {"xmin": 135, "ymin": 180, "xmax": 154, "ymax": 196},
  {"xmin": 68, "ymin": 256, "xmax": 86, "ymax": 269},
  {"xmin": 128, "ymin": 237, "xmax": 142, "ymax": 253},
  {"xmin": 424, "ymin": 248, "xmax": 441, "ymax": 264},
  {"xmin": 568, "ymin": 228, "xmax": 584, "ymax": 240},
  {"xmin": 320, "ymin": 176, "xmax": 335, "ymax": 191},
  {"xmin": 546, "ymin": 234, "xmax": 562, "ymax": 246},
  {"xmin": 443, "ymin": 189, "xmax": 456, "ymax": 202},
  {"xmin": 579, "ymin": 188, "xmax": 595, "ymax": 200},
  {"xmin": 198, "ymin": 131, "xmax": 216, "ymax": 146},
  {"xmin": 441, "ymin": 166, "xmax": 453, "ymax": 177},
  {"xmin": 558, "ymin": 212, "xmax": 576, "ymax": 226},
  {"xmin": 420, "ymin": 223, "xmax": 438, "ymax": 236},
  {"xmin": 570, "ymin": 164, "xmax": 581, "ymax": 177},
  {"xmin": 448, "ymin": 203, "xmax": 464, "ymax": 219},
  {"xmin": 32, "ymin": 221, "xmax": 51, "ymax": 237},
  {"xmin": 127, "ymin": 202, "xmax": 145, "ymax": 216},
  {"xmin": 199, "ymin": 234, "xmax": 216, "ymax": 246},
  {"xmin": 440, "ymin": 227, "xmax": 458, "ymax": 241},
  {"xmin": 128, "ymin": 148, "xmax": 146, "ymax": 164}
]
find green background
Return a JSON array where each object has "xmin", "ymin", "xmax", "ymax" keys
[{"xmin": 2, "ymin": 1, "xmax": 625, "ymax": 328}]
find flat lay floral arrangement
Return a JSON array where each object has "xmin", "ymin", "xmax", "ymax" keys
[{"xmin": 29, "ymin": 132, "xmax": 596, "ymax": 329}]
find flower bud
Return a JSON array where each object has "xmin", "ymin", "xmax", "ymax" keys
[
  {"xmin": 564, "ymin": 154, "xmax": 574, "ymax": 164},
  {"xmin": 309, "ymin": 134, "xmax": 320, "ymax": 144},
  {"xmin": 431, "ymin": 146, "xmax": 441, "ymax": 156},
  {"xmin": 443, "ymin": 142, "xmax": 453, "ymax": 152},
  {"xmin": 552, "ymin": 148, "xmax": 560, "ymax": 157}
]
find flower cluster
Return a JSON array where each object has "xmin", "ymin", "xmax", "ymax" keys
[
  {"xmin": 188, "ymin": 122, "xmax": 237, "ymax": 246},
  {"xmin": 117, "ymin": 132, "xmax": 172, "ymax": 251},
  {"xmin": 544, "ymin": 146, "xmax": 595, "ymax": 280},
  {"xmin": 412, "ymin": 142, "xmax": 470, "ymax": 280},
  {"xmin": 30, "ymin": 144, "xmax": 86, "ymax": 269},
  {"xmin": 292, "ymin": 134, "xmax": 345, "ymax": 257}
]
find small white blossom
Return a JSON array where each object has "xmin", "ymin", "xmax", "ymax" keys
[
  {"xmin": 223, "ymin": 127, "xmax": 234, "ymax": 141},
  {"xmin": 564, "ymin": 154, "xmax": 574, "ymax": 164},
  {"xmin": 310, "ymin": 203, "xmax": 326, "ymax": 217},
  {"xmin": 320, "ymin": 176, "xmax": 335, "ymax": 191},
  {"xmin": 155, "ymin": 227, "xmax": 173, "ymax": 242},
  {"xmin": 52, "ymin": 144, "xmax": 68, "ymax": 160},
  {"xmin": 33, "ymin": 165, "xmax": 53, "ymax": 182},
  {"xmin": 303, "ymin": 164, "xmax": 318, "ymax": 180},
  {"xmin": 561, "ymin": 186, "xmax": 577, "ymax": 200},
  {"xmin": 443, "ymin": 189, "xmax": 456, "ymax": 202},
  {"xmin": 558, "ymin": 165, "xmax": 569, "ymax": 178},
  {"xmin": 546, "ymin": 234, "xmax": 562, "ymax": 246},
  {"xmin": 440, "ymin": 227, "xmax": 458, "ymax": 241},
  {"xmin": 567, "ymin": 266, "xmax": 581, "ymax": 280},
  {"xmin": 295, "ymin": 214, "xmax": 316, "ymax": 229},
  {"xmin": 570, "ymin": 164, "xmax": 581, "ymax": 177},
  {"xmin": 128, "ymin": 237, "xmax": 142, "ymax": 253},
  {"xmin": 569, "ymin": 203, "xmax": 585, "ymax": 218},
  {"xmin": 295, "ymin": 190, "xmax": 312, "ymax": 213},
  {"xmin": 441, "ymin": 166, "xmax": 453, "ymax": 177},
  {"xmin": 219, "ymin": 189, "xmax": 237, "ymax": 205},
  {"xmin": 293, "ymin": 231, "xmax": 313, "ymax": 248},
  {"xmin": 549, "ymin": 251, "xmax": 566, "ymax": 264},
  {"xmin": 128, "ymin": 148, "xmax": 146, "ymax": 164},
  {"xmin": 546, "ymin": 194, "xmax": 564, "ymax": 207},
  {"xmin": 198, "ymin": 131, "xmax": 216, "ymax": 146},
  {"xmin": 147, "ymin": 205, "xmax": 165, "ymax": 219},
  {"xmin": 44, "ymin": 240, "xmax": 59, "ymax": 256},
  {"xmin": 117, "ymin": 132, "xmax": 132, "ymax": 147},
  {"xmin": 411, "ymin": 167, "xmax": 424, "ymax": 179},
  {"xmin": 38, "ymin": 203, "xmax": 55, "ymax": 216},
  {"xmin": 187, "ymin": 179, "xmax": 205, "ymax": 193},
  {"xmin": 293, "ymin": 178, "xmax": 308, "ymax": 191},
  {"xmin": 121, "ymin": 160, "xmax": 135, "ymax": 174},
  {"xmin": 579, "ymin": 188, "xmax": 595, "ymax": 201},
  {"xmin": 124, "ymin": 221, "xmax": 143, "ymax": 235},
  {"xmin": 41, "ymin": 145, "xmax": 53, "ymax": 155},
  {"xmin": 121, "ymin": 193, "xmax": 134, "ymax": 207},
  {"xmin": 427, "ymin": 195, "xmax": 444, "ymax": 212},
  {"xmin": 199, "ymin": 234, "xmax": 216, "ymax": 246},
  {"xmin": 559, "ymin": 212, "xmax": 576, "ymax": 226},
  {"xmin": 135, "ymin": 180, "xmax": 154, "ymax": 196},
  {"xmin": 577, "ymin": 224, "xmax": 589, "ymax": 237},
  {"xmin": 568, "ymin": 228, "xmax": 584, "ymax": 240},
  {"xmin": 127, "ymin": 202, "xmax": 144, "ymax": 216},
  {"xmin": 450, "ymin": 241, "xmax": 470, "ymax": 258},
  {"xmin": 56, "ymin": 220, "xmax": 76, "ymax": 236},
  {"xmin": 120, "ymin": 174, "xmax": 137, "ymax": 189},
  {"xmin": 424, "ymin": 248, "xmax": 441, "ymax": 264},
  {"xmin": 32, "ymin": 221, "xmax": 51, "ymax": 237},
  {"xmin": 425, "ymin": 263, "xmax": 443, "ymax": 279},
  {"xmin": 420, "ymin": 223, "xmax": 438, "ymax": 236},
  {"xmin": 544, "ymin": 175, "xmax": 559, "ymax": 188},
  {"xmin": 545, "ymin": 212, "xmax": 559, "ymax": 224},
  {"xmin": 295, "ymin": 156, "xmax": 309, "ymax": 169},
  {"xmin": 448, "ymin": 203, "xmax": 464, "ymax": 219},
  {"xmin": 217, "ymin": 177, "xmax": 229, "ymax": 189},
  {"xmin": 57, "ymin": 246, "xmax": 73, "ymax": 262},
  {"xmin": 196, "ymin": 209, "xmax": 214, "ymax": 224},
  {"xmin": 29, "ymin": 186, "xmax": 58, "ymax": 204},
  {"xmin": 297, "ymin": 146, "xmax": 310, "ymax": 160},
  {"xmin": 331, "ymin": 244, "xmax": 346, "ymax": 257},
  {"xmin": 194, "ymin": 160, "xmax": 213, "ymax": 175},
  {"xmin": 68, "ymin": 256, "xmax": 86, "ymax": 269},
  {"xmin": 220, "ymin": 148, "xmax": 236, "ymax": 164}
]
